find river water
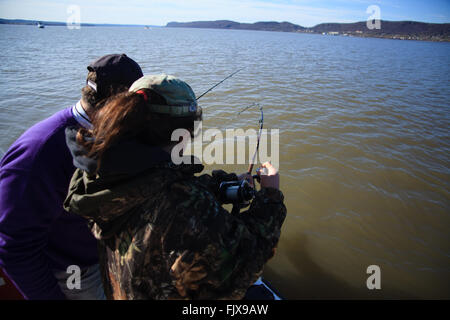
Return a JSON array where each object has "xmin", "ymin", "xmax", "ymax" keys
[{"xmin": 0, "ymin": 24, "xmax": 449, "ymax": 299}]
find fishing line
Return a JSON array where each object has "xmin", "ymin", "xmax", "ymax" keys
[
  {"xmin": 194, "ymin": 68, "xmax": 264, "ymax": 180},
  {"xmin": 213, "ymin": 102, "xmax": 260, "ymax": 128}
]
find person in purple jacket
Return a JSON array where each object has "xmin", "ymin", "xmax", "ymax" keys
[{"xmin": 0, "ymin": 54, "xmax": 143, "ymax": 300}]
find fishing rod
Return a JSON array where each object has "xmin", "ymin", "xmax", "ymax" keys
[
  {"xmin": 196, "ymin": 68, "xmax": 262, "ymax": 174},
  {"xmin": 214, "ymin": 102, "xmax": 263, "ymax": 175},
  {"xmin": 225, "ymin": 105, "xmax": 263, "ymax": 215},
  {"xmin": 196, "ymin": 68, "xmax": 245, "ymax": 100},
  {"xmin": 212, "ymin": 102, "xmax": 263, "ymax": 176},
  {"xmin": 248, "ymin": 105, "xmax": 263, "ymax": 176},
  {"xmin": 195, "ymin": 68, "xmax": 261, "ymax": 159}
]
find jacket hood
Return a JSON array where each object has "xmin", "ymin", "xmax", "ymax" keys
[
  {"xmin": 65, "ymin": 126, "xmax": 172, "ymax": 176},
  {"xmin": 63, "ymin": 127, "xmax": 204, "ymax": 239}
]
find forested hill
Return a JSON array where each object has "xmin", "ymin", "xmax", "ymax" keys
[
  {"xmin": 167, "ymin": 20, "xmax": 305, "ymax": 32},
  {"xmin": 167, "ymin": 20, "xmax": 450, "ymax": 41}
]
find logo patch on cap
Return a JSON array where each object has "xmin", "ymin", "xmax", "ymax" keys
[{"xmin": 189, "ymin": 103, "xmax": 197, "ymax": 112}]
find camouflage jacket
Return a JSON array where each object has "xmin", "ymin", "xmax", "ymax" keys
[{"xmin": 64, "ymin": 151, "xmax": 286, "ymax": 300}]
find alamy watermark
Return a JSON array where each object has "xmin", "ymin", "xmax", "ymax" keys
[
  {"xmin": 66, "ymin": 265, "xmax": 81, "ymax": 290},
  {"xmin": 366, "ymin": 5, "xmax": 381, "ymax": 30},
  {"xmin": 366, "ymin": 265, "xmax": 381, "ymax": 290},
  {"xmin": 67, "ymin": 5, "xmax": 81, "ymax": 29},
  {"xmin": 170, "ymin": 121, "xmax": 280, "ymax": 169}
]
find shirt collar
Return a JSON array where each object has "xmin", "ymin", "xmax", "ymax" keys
[{"xmin": 72, "ymin": 101, "xmax": 92, "ymax": 129}]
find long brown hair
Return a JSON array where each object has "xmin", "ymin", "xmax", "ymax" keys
[{"xmin": 77, "ymin": 90, "xmax": 201, "ymax": 168}]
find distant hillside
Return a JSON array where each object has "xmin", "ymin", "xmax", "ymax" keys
[
  {"xmin": 167, "ymin": 20, "xmax": 450, "ymax": 41},
  {"xmin": 167, "ymin": 20, "xmax": 305, "ymax": 32}
]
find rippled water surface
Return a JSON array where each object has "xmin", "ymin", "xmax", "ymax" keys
[{"xmin": 0, "ymin": 25, "xmax": 449, "ymax": 298}]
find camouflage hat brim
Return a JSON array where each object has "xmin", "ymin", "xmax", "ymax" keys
[
  {"xmin": 147, "ymin": 103, "xmax": 202, "ymax": 117},
  {"xmin": 130, "ymin": 74, "xmax": 199, "ymax": 117}
]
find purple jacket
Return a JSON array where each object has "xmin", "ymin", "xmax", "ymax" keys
[{"xmin": 0, "ymin": 107, "xmax": 98, "ymax": 299}]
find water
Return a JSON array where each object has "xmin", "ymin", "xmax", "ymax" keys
[{"xmin": 0, "ymin": 24, "xmax": 449, "ymax": 299}]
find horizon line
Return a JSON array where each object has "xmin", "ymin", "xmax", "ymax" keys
[{"xmin": 1, "ymin": 17, "xmax": 449, "ymax": 28}]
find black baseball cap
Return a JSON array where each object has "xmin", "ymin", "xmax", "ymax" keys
[{"xmin": 87, "ymin": 54, "xmax": 143, "ymax": 97}]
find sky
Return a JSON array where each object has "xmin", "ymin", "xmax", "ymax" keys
[{"xmin": 0, "ymin": 0, "xmax": 449, "ymax": 27}]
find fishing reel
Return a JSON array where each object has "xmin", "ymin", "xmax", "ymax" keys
[
  {"xmin": 218, "ymin": 176, "xmax": 264, "ymax": 215},
  {"xmin": 218, "ymin": 180, "xmax": 255, "ymax": 205}
]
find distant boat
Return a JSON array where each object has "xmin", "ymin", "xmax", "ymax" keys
[
  {"xmin": 37, "ymin": 22, "xmax": 45, "ymax": 28},
  {"xmin": 144, "ymin": 26, "xmax": 151, "ymax": 30}
]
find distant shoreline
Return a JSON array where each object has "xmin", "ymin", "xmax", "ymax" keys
[
  {"xmin": 0, "ymin": 18, "xmax": 159, "ymax": 28},
  {"xmin": 166, "ymin": 20, "xmax": 450, "ymax": 42},
  {"xmin": 1, "ymin": 18, "xmax": 449, "ymax": 42}
]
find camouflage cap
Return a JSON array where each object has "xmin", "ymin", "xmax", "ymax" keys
[{"xmin": 129, "ymin": 74, "xmax": 199, "ymax": 117}]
